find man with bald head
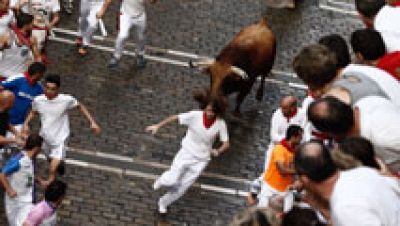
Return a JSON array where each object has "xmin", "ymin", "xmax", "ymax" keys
[
  {"xmin": 0, "ymin": 90, "xmax": 23, "ymax": 148},
  {"xmin": 295, "ymin": 141, "xmax": 400, "ymax": 226},
  {"xmin": 307, "ymin": 96, "xmax": 400, "ymax": 166},
  {"xmin": 270, "ymin": 96, "xmax": 305, "ymax": 145},
  {"xmin": 263, "ymin": 96, "xmax": 305, "ymax": 170}
]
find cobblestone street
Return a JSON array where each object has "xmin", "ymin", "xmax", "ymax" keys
[
  {"xmin": 43, "ymin": 0, "xmax": 363, "ymax": 179},
  {"xmin": 1, "ymin": 0, "xmax": 378, "ymax": 225}
]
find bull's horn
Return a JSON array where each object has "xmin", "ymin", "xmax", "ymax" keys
[
  {"xmin": 230, "ymin": 66, "xmax": 249, "ymax": 79},
  {"xmin": 189, "ymin": 58, "xmax": 215, "ymax": 68}
]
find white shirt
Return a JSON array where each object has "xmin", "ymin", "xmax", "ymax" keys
[
  {"xmin": 121, "ymin": 0, "xmax": 145, "ymax": 17},
  {"xmin": 0, "ymin": 9, "xmax": 14, "ymax": 36},
  {"xmin": 179, "ymin": 111, "xmax": 228, "ymax": 160},
  {"xmin": 0, "ymin": 32, "xmax": 32, "ymax": 78},
  {"xmin": 355, "ymin": 96, "xmax": 400, "ymax": 164},
  {"xmin": 7, "ymin": 152, "xmax": 34, "ymax": 203},
  {"xmin": 331, "ymin": 167, "xmax": 400, "ymax": 226},
  {"xmin": 342, "ymin": 64, "xmax": 400, "ymax": 107},
  {"xmin": 32, "ymin": 94, "xmax": 78, "ymax": 145},
  {"xmin": 374, "ymin": 5, "xmax": 400, "ymax": 52},
  {"xmin": 269, "ymin": 107, "xmax": 305, "ymax": 145}
]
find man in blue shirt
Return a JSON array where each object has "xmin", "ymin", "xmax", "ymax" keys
[
  {"xmin": 0, "ymin": 134, "xmax": 43, "ymax": 226},
  {"xmin": 1, "ymin": 62, "xmax": 45, "ymax": 133}
]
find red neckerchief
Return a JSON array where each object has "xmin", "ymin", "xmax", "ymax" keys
[
  {"xmin": 0, "ymin": 10, "xmax": 8, "ymax": 17},
  {"xmin": 393, "ymin": 2, "xmax": 400, "ymax": 7},
  {"xmin": 23, "ymin": 71, "xmax": 35, "ymax": 86},
  {"xmin": 203, "ymin": 112, "xmax": 216, "ymax": 129},
  {"xmin": 11, "ymin": 24, "xmax": 31, "ymax": 47},
  {"xmin": 280, "ymin": 139, "xmax": 295, "ymax": 153},
  {"xmin": 285, "ymin": 109, "xmax": 297, "ymax": 122}
]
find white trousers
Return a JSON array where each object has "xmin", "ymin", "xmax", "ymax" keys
[
  {"xmin": 78, "ymin": 0, "xmax": 103, "ymax": 46},
  {"xmin": 113, "ymin": 12, "xmax": 146, "ymax": 59},
  {"xmin": 42, "ymin": 141, "xmax": 67, "ymax": 160},
  {"xmin": 156, "ymin": 148, "xmax": 208, "ymax": 209},
  {"xmin": 5, "ymin": 196, "xmax": 33, "ymax": 226},
  {"xmin": 257, "ymin": 181, "xmax": 285, "ymax": 208}
]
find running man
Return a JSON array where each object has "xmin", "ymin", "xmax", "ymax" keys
[
  {"xmin": 23, "ymin": 74, "xmax": 101, "ymax": 187},
  {"xmin": 10, "ymin": 0, "xmax": 61, "ymax": 63},
  {"xmin": 0, "ymin": 13, "xmax": 40, "ymax": 80},
  {"xmin": 108, "ymin": 0, "xmax": 157, "ymax": 68},
  {"xmin": 146, "ymin": 96, "xmax": 230, "ymax": 215},
  {"xmin": 76, "ymin": 0, "xmax": 112, "ymax": 56},
  {"xmin": 0, "ymin": 134, "xmax": 43, "ymax": 226}
]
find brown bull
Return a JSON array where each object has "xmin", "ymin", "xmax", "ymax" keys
[{"xmin": 190, "ymin": 18, "xmax": 276, "ymax": 113}]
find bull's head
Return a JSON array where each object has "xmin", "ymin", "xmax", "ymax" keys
[{"xmin": 189, "ymin": 58, "xmax": 249, "ymax": 97}]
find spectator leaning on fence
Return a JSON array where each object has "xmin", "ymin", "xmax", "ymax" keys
[
  {"xmin": 294, "ymin": 141, "xmax": 400, "ymax": 226},
  {"xmin": 307, "ymin": 96, "xmax": 400, "ymax": 166},
  {"xmin": 351, "ymin": 28, "xmax": 400, "ymax": 80},
  {"xmin": 355, "ymin": 0, "xmax": 400, "ymax": 52}
]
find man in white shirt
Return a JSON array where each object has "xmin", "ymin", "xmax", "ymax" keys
[
  {"xmin": 108, "ymin": 0, "xmax": 157, "ymax": 68},
  {"xmin": 355, "ymin": 0, "xmax": 400, "ymax": 52},
  {"xmin": 308, "ymin": 96, "xmax": 400, "ymax": 166},
  {"xmin": 75, "ymin": 0, "xmax": 112, "ymax": 56},
  {"xmin": 0, "ymin": 134, "xmax": 43, "ymax": 226},
  {"xmin": 298, "ymin": 35, "xmax": 353, "ymax": 143},
  {"xmin": 22, "ymin": 74, "xmax": 101, "ymax": 187},
  {"xmin": 0, "ymin": 13, "xmax": 41, "ymax": 79},
  {"xmin": 295, "ymin": 141, "xmax": 400, "ymax": 226},
  {"xmin": 11, "ymin": 0, "xmax": 60, "ymax": 63},
  {"xmin": 146, "ymin": 97, "xmax": 230, "ymax": 215}
]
